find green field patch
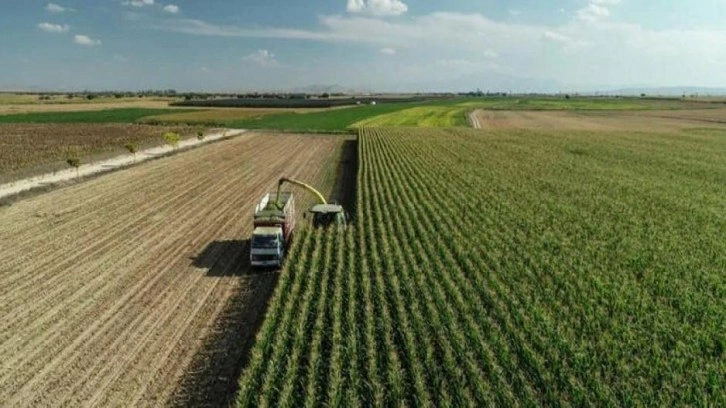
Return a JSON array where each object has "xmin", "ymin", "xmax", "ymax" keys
[
  {"xmin": 227, "ymin": 102, "xmax": 429, "ymax": 132},
  {"xmin": 0, "ymin": 108, "xmax": 190, "ymax": 124},
  {"xmin": 351, "ymin": 106, "xmax": 469, "ymax": 127}
]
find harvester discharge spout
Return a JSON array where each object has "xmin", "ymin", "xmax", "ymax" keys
[
  {"xmin": 275, "ymin": 177, "xmax": 327, "ymax": 209},
  {"xmin": 274, "ymin": 177, "xmax": 346, "ymax": 229}
]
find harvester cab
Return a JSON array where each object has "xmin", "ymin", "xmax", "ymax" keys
[{"xmin": 309, "ymin": 203, "xmax": 346, "ymax": 228}]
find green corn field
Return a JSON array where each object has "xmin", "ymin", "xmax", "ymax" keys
[{"xmin": 236, "ymin": 127, "xmax": 725, "ymax": 407}]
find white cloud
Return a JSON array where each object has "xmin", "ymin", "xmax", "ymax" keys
[
  {"xmin": 163, "ymin": 4, "xmax": 179, "ymax": 14},
  {"xmin": 162, "ymin": 18, "xmax": 335, "ymax": 41},
  {"xmin": 577, "ymin": 0, "xmax": 621, "ymax": 22},
  {"xmin": 437, "ymin": 59, "xmax": 474, "ymax": 67},
  {"xmin": 577, "ymin": 4, "xmax": 610, "ymax": 22},
  {"xmin": 46, "ymin": 3, "xmax": 65, "ymax": 13},
  {"xmin": 542, "ymin": 30, "xmax": 589, "ymax": 53},
  {"xmin": 38, "ymin": 22, "xmax": 69, "ymax": 33},
  {"xmin": 74, "ymin": 34, "xmax": 101, "ymax": 46},
  {"xmin": 157, "ymin": 11, "xmax": 726, "ymax": 89},
  {"xmin": 242, "ymin": 49, "xmax": 278, "ymax": 66},
  {"xmin": 484, "ymin": 50, "xmax": 499, "ymax": 58},
  {"xmin": 122, "ymin": 0, "xmax": 154, "ymax": 7},
  {"xmin": 542, "ymin": 30, "xmax": 572, "ymax": 43},
  {"xmin": 347, "ymin": 0, "xmax": 408, "ymax": 17},
  {"xmin": 380, "ymin": 47, "xmax": 396, "ymax": 55},
  {"xmin": 508, "ymin": 9, "xmax": 522, "ymax": 16},
  {"xmin": 113, "ymin": 54, "xmax": 128, "ymax": 62}
]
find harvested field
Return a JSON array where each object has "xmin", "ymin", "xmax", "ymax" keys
[
  {"xmin": 634, "ymin": 107, "xmax": 726, "ymax": 124},
  {"xmin": 0, "ymin": 100, "xmax": 177, "ymax": 115},
  {"xmin": 0, "ymin": 124, "xmax": 194, "ymax": 183},
  {"xmin": 470, "ymin": 109, "xmax": 726, "ymax": 132},
  {"xmin": 0, "ymin": 132, "xmax": 349, "ymax": 407}
]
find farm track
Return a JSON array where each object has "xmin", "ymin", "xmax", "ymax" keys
[{"xmin": 0, "ymin": 132, "xmax": 345, "ymax": 407}]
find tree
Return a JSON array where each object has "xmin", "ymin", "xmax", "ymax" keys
[
  {"xmin": 163, "ymin": 132, "xmax": 181, "ymax": 150},
  {"xmin": 124, "ymin": 143, "xmax": 138, "ymax": 162},
  {"xmin": 66, "ymin": 155, "xmax": 81, "ymax": 178},
  {"xmin": 196, "ymin": 130, "xmax": 205, "ymax": 141}
]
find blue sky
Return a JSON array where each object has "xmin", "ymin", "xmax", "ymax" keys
[{"xmin": 1, "ymin": 0, "xmax": 725, "ymax": 92}]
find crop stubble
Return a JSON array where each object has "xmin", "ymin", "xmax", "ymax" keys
[{"xmin": 0, "ymin": 132, "xmax": 345, "ymax": 407}]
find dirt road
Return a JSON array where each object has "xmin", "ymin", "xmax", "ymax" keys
[{"xmin": 0, "ymin": 133, "xmax": 347, "ymax": 407}]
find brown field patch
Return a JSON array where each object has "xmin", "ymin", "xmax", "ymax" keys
[
  {"xmin": 633, "ymin": 107, "xmax": 726, "ymax": 124},
  {"xmin": 0, "ymin": 99, "xmax": 180, "ymax": 115},
  {"xmin": 0, "ymin": 124, "xmax": 194, "ymax": 183},
  {"xmin": 0, "ymin": 132, "xmax": 349, "ymax": 407},
  {"xmin": 471, "ymin": 109, "xmax": 726, "ymax": 132}
]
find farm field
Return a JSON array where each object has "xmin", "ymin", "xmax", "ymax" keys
[
  {"xmin": 139, "ymin": 106, "xmax": 355, "ymax": 126},
  {"xmin": 634, "ymin": 107, "xmax": 726, "ymax": 123},
  {"xmin": 353, "ymin": 105, "xmax": 469, "ymax": 127},
  {"xmin": 236, "ymin": 127, "xmax": 725, "ymax": 406},
  {"xmin": 0, "ymin": 97, "xmax": 177, "ymax": 115},
  {"xmin": 469, "ymin": 108, "xmax": 726, "ymax": 132},
  {"xmin": 1, "ymin": 97, "xmax": 721, "ymax": 133},
  {"xmin": 0, "ymin": 108, "xmax": 194, "ymax": 124},
  {"xmin": 227, "ymin": 97, "xmax": 724, "ymax": 132},
  {"xmin": 0, "ymin": 123, "xmax": 195, "ymax": 184},
  {"xmin": 225, "ymin": 101, "xmax": 436, "ymax": 132},
  {"xmin": 0, "ymin": 132, "xmax": 350, "ymax": 407}
]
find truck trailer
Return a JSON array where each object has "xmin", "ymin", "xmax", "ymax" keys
[{"xmin": 250, "ymin": 192, "xmax": 295, "ymax": 267}]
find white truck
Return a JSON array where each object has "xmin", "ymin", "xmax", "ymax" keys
[{"xmin": 250, "ymin": 192, "xmax": 295, "ymax": 268}]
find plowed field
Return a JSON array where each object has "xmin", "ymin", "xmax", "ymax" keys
[
  {"xmin": 470, "ymin": 108, "xmax": 726, "ymax": 132},
  {"xmin": 0, "ymin": 132, "xmax": 348, "ymax": 407}
]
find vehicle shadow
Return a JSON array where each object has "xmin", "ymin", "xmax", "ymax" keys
[
  {"xmin": 332, "ymin": 138, "xmax": 358, "ymax": 217},
  {"xmin": 190, "ymin": 239, "xmax": 253, "ymax": 277},
  {"xmin": 171, "ymin": 240, "xmax": 278, "ymax": 407}
]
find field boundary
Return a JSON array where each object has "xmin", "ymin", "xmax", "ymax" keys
[
  {"xmin": 468, "ymin": 110, "xmax": 482, "ymax": 128},
  {"xmin": 0, "ymin": 129, "xmax": 246, "ymax": 202}
]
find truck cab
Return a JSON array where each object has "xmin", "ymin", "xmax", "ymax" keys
[{"xmin": 250, "ymin": 226, "xmax": 286, "ymax": 267}]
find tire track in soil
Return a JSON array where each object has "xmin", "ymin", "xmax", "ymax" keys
[
  {"xmin": 0, "ymin": 133, "xmax": 346, "ymax": 407},
  {"xmin": 0, "ymin": 133, "xmax": 256, "ymax": 268},
  {"xmin": 0, "ymin": 136, "xmax": 277, "ymax": 348},
  {"xmin": 1, "ymin": 138, "xmax": 274, "ymax": 402},
  {"xmin": 141, "ymin": 139, "xmax": 341, "ymax": 408},
  {"xmin": 0, "ymin": 136, "xmax": 276, "ymax": 373},
  {"xmin": 0, "ymin": 134, "xmax": 257, "ymax": 282},
  {"xmin": 70, "ymin": 138, "xmax": 323, "ymax": 407}
]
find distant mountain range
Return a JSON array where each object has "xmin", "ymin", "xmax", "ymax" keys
[
  {"xmin": 290, "ymin": 84, "xmax": 366, "ymax": 95},
  {"xmin": 597, "ymin": 87, "xmax": 726, "ymax": 96}
]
